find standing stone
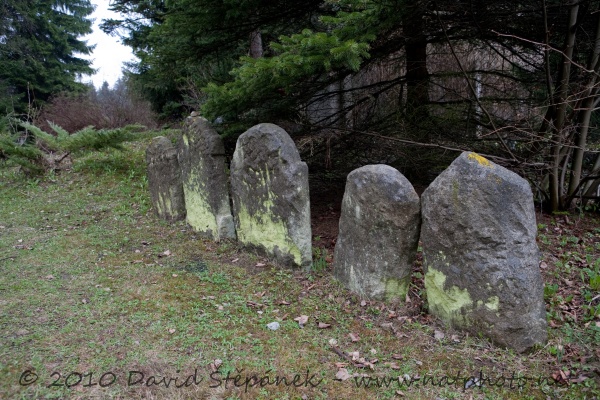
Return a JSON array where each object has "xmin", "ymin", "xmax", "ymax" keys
[
  {"xmin": 421, "ymin": 152, "xmax": 547, "ymax": 353},
  {"xmin": 177, "ymin": 116, "xmax": 235, "ymax": 241},
  {"xmin": 146, "ymin": 136, "xmax": 186, "ymax": 221},
  {"xmin": 333, "ymin": 165, "xmax": 420, "ymax": 301},
  {"xmin": 230, "ymin": 123, "xmax": 312, "ymax": 269}
]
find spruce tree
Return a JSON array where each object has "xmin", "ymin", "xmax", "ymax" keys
[{"xmin": 0, "ymin": 0, "xmax": 94, "ymax": 117}]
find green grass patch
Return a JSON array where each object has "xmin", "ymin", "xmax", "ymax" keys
[{"xmin": 0, "ymin": 139, "xmax": 599, "ymax": 399}]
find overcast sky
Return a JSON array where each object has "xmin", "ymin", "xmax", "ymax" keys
[{"xmin": 81, "ymin": 0, "xmax": 135, "ymax": 88}]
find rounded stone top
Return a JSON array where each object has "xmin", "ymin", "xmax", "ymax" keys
[
  {"xmin": 347, "ymin": 164, "xmax": 419, "ymax": 203},
  {"xmin": 235, "ymin": 123, "xmax": 302, "ymax": 163},
  {"xmin": 146, "ymin": 136, "xmax": 175, "ymax": 158}
]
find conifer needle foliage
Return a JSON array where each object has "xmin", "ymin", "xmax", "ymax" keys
[{"xmin": 0, "ymin": 122, "xmax": 144, "ymax": 175}]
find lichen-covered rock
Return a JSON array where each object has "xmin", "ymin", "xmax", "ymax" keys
[
  {"xmin": 177, "ymin": 116, "xmax": 235, "ymax": 240},
  {"xmin": 333, "ymin": 165, "xmax": 420, "ymax": 301},
  {"xmin": 421, "ymin": 152, "xmax": 547, "ymax": 353},
  {"xmin": 230, "ymin": 123, "xmax": 312, "ymax": 269},
  {"xmin": 145, "ymin": 136, "xmax": 186, "ymax": 221}
]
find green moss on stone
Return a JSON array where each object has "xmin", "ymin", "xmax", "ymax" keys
[
  {"xmin": 183, "ymin": 184, "xmax": 217, "ymax": 237},
  {"xmin": 236, "ymin": 201, "xmax": 302, "ymax": 266},
  {"xmin": 384, "ymin": 276, "xmax": 410, "ymax": 302},
  {"xmin": 425, "ymin": 266, "xmax": 473, "ymax": 325},
  {"xmin": 477, "ymin": 296, "xmax": 499, "ymax": 311},
  {"xmin": 156, "ymin": 192, "xmax": 164, "ymax": 215}
]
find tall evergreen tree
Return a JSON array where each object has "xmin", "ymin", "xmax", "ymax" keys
[
  {"xmin": 102, "ymin": 0, "xmax": 326, "ymax": 117},
  {"xmin": 0, "ymin": 0, "xmax": 95, "ymax": 117}
]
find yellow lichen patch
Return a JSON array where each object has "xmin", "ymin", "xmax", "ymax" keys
[
  {"xmin": 384, "ymin": 277, "xmax": 410, "ymax": 302},
  {"xmin": 156, "ymin": 192, "xmax": 164, "ymax": 215},
  {"xmin": 484, "ymin": 296, "xmax": 499, "ymax": 311},
  {"xmin": 467, "ymin": 152, "xmax": 492, "ymax": 168},
  {"xmin": 182, "ymin": 134, "xmax": 189, "ymax": 147},
  {"xmin": 236, "ymin": 201, "xmax": 302, "ymax": 266},
  {"xmin": 424, "ymin": 266, "xmax": 473, "ymax": 325},
  {"xmin": 183, "ymin": 185, "xmax": 218, "ymax": 238}
]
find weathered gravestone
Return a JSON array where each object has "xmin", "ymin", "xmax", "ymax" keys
[
  {"xmin": 145, "ymin": 136, "xmax": 186, "ymax": 221},
  {"xmin": 177, "ymin": 115, "xmax": 235, "ymax": 241},
  {"xmin": 333, "ymin": 165, "xmax": 420, "ymax": 301},
  {"xmin": 230, "ymin": 123, "xmax": 312, "ymax": 269},
  {"xmin": 421, "ymin": 152, "xmax": 547, "ymax": 352}
]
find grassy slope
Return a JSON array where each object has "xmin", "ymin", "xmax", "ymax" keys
[{"xmin": 0, "ymin": 138, "xmax": 599, "ymax": 400}]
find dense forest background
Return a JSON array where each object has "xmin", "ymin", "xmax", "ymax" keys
[{"xmin": 2, "ymin": 0, "xmax": 600, "ymax": 212}]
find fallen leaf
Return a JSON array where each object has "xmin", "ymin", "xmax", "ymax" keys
[
  {"xmin": 45, "ymin": 275, "xmax": 55, "ymax": 280},
  {"xmin": 294, "ymin": 315, "xmax": 309, "ymax": 326},
  {"xmin": 278, "ymin": 300, "xmax": 291, "ymax": 305},
  {"xmin": 255, "ymin": 291, "xmax": 266, "ymax": 298},
  {"xmin": 434, "ymin": 330, "xmax": 445, "ymax": 340},
  {"xmin": 539, "ymin": 261, "xmax": 548, "ymax": 269},
  {"xmin": 255, "ymin": 262, "xmax": 266, "ymax": 267},
  {"xmin": 318, "ymin": 322, "xmax": 331, "ymax": 329},
  {"xmin": 570, "ymin": 375, "xmax": 588, "ymax": 384},
  {"xmin": 329, "ymin": 339, "xmax": 338, "ymax": 346},
  {"xmin": 163, "ymin": 250, "xmax": 171, "ymax": 256},
  {"xmin": 349, "ymin": 333, "xmax": 360, "ymax": 342},
  {"xmin": 335, "ymin": 368, "xmax": 351, "ymax": 381},
  {"xmin": 370, "ymin": 348, "xmax": 377, "ymax": 355},
  {"xmin": 360, "ymin": 300, "xmax": 367, "ymax": 307},
  {"xmin": 231, "ymin": 258, "xmax": 239, "ymax": 263},
  {"xmin": 172, "ymin": 274, "xmax": 178, "ymax": 277},
  {"xmin": 168, "ymin": 328, "xmax": 176, "ymax": 334},
  {"xmin": 387, "ymin": 362, "xmax": 401, "ymax": 370},
  {"xmin": 392, "ymin": 354, "xmax": 404, "ymax": 360},
  {"xmin": 334, "ymin": 362, "xmax": 347, "ymax": 368},
  {"xmin": 396, "ymin": 390, "xmax": 405, "ymax": 396}
]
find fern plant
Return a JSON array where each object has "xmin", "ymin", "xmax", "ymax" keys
[{"xmin": 0, "ymin": 120, "xmax": 145, "ymax": 175}]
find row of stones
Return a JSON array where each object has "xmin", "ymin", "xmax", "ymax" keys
[
  {"xmin": 146, "ymin": 118, "xmax": 547, "ymax": 353},
  {"xmin": 333, "ymin": 158, "xmax": 547, "ymax": 353},
  {"xmin": 146, "ymin": 118, "xmax": 312, "ymax": 267}
]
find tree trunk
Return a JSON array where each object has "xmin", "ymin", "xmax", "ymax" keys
[
  {"xmin": 548, "ymin": 1, "xmax": 579, "ymax": 211},
  {"xmin": 566, "ymin": 14, "xmax": 600, "ymax": 204},
  {"xmin": 249, "ymin": 29, "xmax": 263, "ymax": 58},
  {"xmin": 402, "ymin": 0, "xmax": 429, "ymax": 123}
]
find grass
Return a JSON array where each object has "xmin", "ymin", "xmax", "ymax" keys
[{"xmin": 1, "ymin": 138, "xmax": 599, "ymax": 399}]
